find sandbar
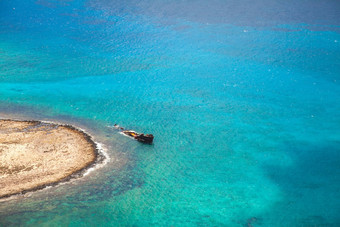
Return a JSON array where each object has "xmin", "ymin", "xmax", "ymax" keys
[{"xmin": 0, "ymin": 119, "xmax": 100, "ymax": 199}]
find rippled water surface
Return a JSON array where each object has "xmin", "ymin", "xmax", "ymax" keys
[{"xmin": 0, "ymin": 0, "xmax": 340, "ymax": 226}]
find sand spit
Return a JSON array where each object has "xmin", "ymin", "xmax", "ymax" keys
[{"xmin": 0, "ymin": 119, "xmax": 105, "ymax": 199}]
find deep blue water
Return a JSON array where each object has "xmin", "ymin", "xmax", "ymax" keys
[{"xmin": 0, "ymin": 0, "xmax": 340, "ymax": 226}]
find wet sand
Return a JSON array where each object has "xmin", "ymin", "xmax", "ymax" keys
[{"xmin": 0, "ymin": 119, "xmax": 100, "ymax": 199}]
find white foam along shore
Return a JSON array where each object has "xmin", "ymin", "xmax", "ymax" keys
[{"xmin": 83, "ymin": 141, "xmax": 110, "ymax": 177}]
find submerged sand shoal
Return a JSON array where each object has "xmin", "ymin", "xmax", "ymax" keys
[{"xmin": 0, "ymin": 119, "xmax": 99, "ymax": 199}]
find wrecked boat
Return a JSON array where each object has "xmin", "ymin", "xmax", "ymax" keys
[
  {"xmin": 123, "ymin": 130, "xmax": 154, "ymax": 144},
  {"xmin": 113, "ymin": 124, "xmax": 154, "ymax": 144}
]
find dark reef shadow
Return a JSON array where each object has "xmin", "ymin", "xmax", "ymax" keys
[{"xmin": 260, "ymin": 141, "xmax": 340, "ymax": 226}]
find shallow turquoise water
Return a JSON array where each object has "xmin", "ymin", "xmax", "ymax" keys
[{"xmin": 0, "ymin": 0, "xmax": 340, "ymax": 226}]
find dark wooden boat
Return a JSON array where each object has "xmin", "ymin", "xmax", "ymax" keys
[{"xmin": 122, "ymin": 130, "xmax": 154, "ymax": 144}]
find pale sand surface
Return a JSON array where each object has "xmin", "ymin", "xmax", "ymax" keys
[{"xmin": 0, "ymin": 119, "xmax": 98, "ymax": 199}]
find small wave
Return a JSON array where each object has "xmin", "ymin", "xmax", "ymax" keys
[{"xmin": 83, "ymin": 142, "xmax": 110, "ymax": 177}]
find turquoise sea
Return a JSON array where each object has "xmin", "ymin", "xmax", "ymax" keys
[{"xmin": 0, "ymin": 0, "xmax": 340, "ymax": 226}]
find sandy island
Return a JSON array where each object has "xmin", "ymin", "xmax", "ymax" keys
[{"xmin": 0, "ymin": 119, "xmax": 100, "ymax": 199}]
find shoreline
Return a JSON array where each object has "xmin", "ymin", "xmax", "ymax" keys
[{"xmin": 0, "ymin": 119, "xmax": 109, "ymax": 200}]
